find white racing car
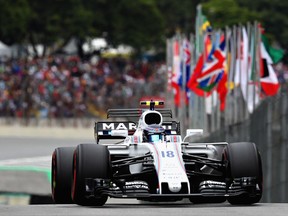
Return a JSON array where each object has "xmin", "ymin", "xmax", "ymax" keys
[{"xmin": 51, "ymin": 101, "xmax": 263, "ymax": 206}]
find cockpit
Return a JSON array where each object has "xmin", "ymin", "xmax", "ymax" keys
[{"xmin": 143, "ymin": 124, "xmax": 165, "ymax": 143}]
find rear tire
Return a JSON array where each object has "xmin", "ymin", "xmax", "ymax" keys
[
  {"xmin": 71, "ymin": 144, "xmax": 111, "ymax": 206},
  {"xmin": 51, "ymin": 147, "xmax": 75, "ymax": 204},
  {"xmin": 224, "ymin": 142, "xmax": 263, "ymax": 205}
]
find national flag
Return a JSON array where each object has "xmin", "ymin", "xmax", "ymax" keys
[
  {"xmin": 187, "ymin": 54, "xmax": 208, "ymax": 97},
  {"xmin": 195, "ymin": 35, "xmax": 225, "ymax": 92},
  {"xmin": 201, "ymin": 16, "xmax": 212, "ymax": 33},
  {"xmin": 216, "ymin": 35, "xmax": 228, "ymax": 111},
  {"xmin": 258, "ymin": 24, "xmax": 280, "ymax": 96},
  {"xmin": 196, "ymin": 47, "xmax": 225, "ymax": 92},
  {"xmin": 261, "ymin": 34, "xmax": 284, "ymax": 64},
  {"xmin": 246, "ymin": 25, "xmax": 260, "ymax": 113},
  {"xmin": 171, "ymin": 39, "xmax": 181, "ymax": 106},
  {"xmin": 234, "ymin": 28, "xmax": 242, "ymax": 86},
  {"xmin": 260, "ymin": 41, "xmax": 280, "ymax": 96},
  {"xmin": 182, "ymin": 38, "xmax": 192, "ymax": 104},
  {"xmin": 188, "ymin": 12, "xmax": 218, "ymax": 97},
  {"xmin": 195, "ymin": 4, "xmax": 212, "ymax": 56},
  {"xmin": 239, "ymin": 27, "xmax": 249, "ymax": 104},
  {"xmin": 203, "ymin": 19, "xmax": 213, "ymax": 59},
  {"xmin": 187, "ymin": 38, "xmax": 225, "ymax": 97}
]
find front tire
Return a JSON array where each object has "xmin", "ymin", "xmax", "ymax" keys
[
  {"xmin": 224, "ymin": 142, "xmax": 263, "ymax": 205},
  {"xmin": 71, "ymin": 144, "xmax": 111, "ymax": 206},
  {"xmin": 51, "ymin": 147, "xmax": 75, "ymax": 204}
]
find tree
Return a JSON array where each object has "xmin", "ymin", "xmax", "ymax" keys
[
  {"xmin": 100, "ymin": 0, "xmax": 165, "ymax": 52},
  {"xmin": 202, "ymin": 0, "xmax": 259, "ymax": 29},
  {"xmin": 0, "ymin": 0, "xmax": 31, "ymax": 45},
  {"xmin": 0, "ymin": 0, "xmax": 286, "ymax": 60},
  {"xmin": 26, "ymin": 0, "xmax": 94, "ymax": 57},
  {"xmin": 156, "ymin": 0, "xmax": 201, "ymax": 37},
  {"xmin": 201, "ymin": 0, "xmax": 287, "ymax": 62},
  {"xmin": 236, "ymin": 0, "xmax": 288, "ymax": 61}
]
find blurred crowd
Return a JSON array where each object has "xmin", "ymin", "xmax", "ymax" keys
[
  {"xmin": 0, "ymin": 56, "xmax": 166, "ymax": 120},
  {"xmin": 1, "ymin": 54, "xmax": 287, "ymax": 122},
  {"xmin": 275, "ymin": 62, "xmax": 288, "ymax": 91}
]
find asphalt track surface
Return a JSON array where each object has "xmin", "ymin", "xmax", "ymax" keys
[
  {"xmin": 1, "ymin": 135, "xmax": 288, "ymax": 215},
  {"xmin": 1, "ymin": 203, "xmax": 288, "ymax": 216},
  {"xmin": 0, "ymin": 136, "xmax": 94, "ymax": 160}
]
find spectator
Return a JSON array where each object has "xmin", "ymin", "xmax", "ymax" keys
[{"xmin": 0, "ymin": 56, "xmax": 166, "ymax": 121}]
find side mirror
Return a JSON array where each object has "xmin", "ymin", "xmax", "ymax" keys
[
  {"xmin": 110, "ymin": 130, "xmax": 128, "ymax": 137},
  {"xmin": 183, "ymin": 129, "xmax": 203, "ymax": 142}
]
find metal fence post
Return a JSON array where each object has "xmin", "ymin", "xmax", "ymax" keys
[
  {"xmin": 266, "ymin": 98, "xmax": 272, "ymax": 202},
  {"xmin": 280, "ymin": 94, "xmax": 288, "ymax": 201}
]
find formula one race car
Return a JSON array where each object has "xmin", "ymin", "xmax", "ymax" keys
[{"xmin": 51, "ymin": 101, "xmax": 263, "ymax": 206}]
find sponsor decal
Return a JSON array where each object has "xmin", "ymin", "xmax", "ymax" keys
[
  {"xmin": 102, "ymin": 122, "xmax": 137, "ymax": 130},
  {"xmin": 100, "ymin": 122, "xmax": 176, "ymax": 131}
]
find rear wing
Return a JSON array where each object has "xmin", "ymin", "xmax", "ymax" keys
[
  {"xmin": 94, "ymin": 121, "xmax": 180, "ymax": 144},
  {"xmin": 107, "ymin": 109, "xmax": 173, "ymax": 119}
]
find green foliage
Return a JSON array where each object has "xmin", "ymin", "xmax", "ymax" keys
[
  {"xmin": 156, "ymin": 0, "xmax": 201, "ymax": 37},
  {"xmin": 201, "ymin": 0, "xmax": 288, "ymax": 60},
  {"xmin": 0, "ymin": 0, "xmax": 31, "ymax": 45},
  {"xmin": 27, "ymin": 0, "xmax": 94, "ymax": 45},
  {"xmin": 237, "ymin": 0, "xmax": 288, "ymax": 53},
  {"xmin": 202, "ymin": 0, "xmax": 259, "ymax": 29},
  {"xmin": 237, "ymin": 0, "xmax": 288, "ymax": 60},
  {"xmin": 0, "ymin": 0, "xmax": 287, "ymax": 58},
  {"xmin": 102, "ymin": 0, "xmax": 165, "ymax": 50}
]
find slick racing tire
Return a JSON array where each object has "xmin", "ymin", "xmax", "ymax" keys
[
  {"xmin": 224, "ymin": 142, "xmax": 263, "ymax": 205},
  {"xmin": 51, "ymin": 147, "xmax": 75, "ymax": 204},
  {"xmin": 71, "ymin": 144, "xmax": 111, "ymax": 206}
]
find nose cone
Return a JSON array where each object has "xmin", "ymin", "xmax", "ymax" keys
[{"xmin": 168, "ymin": 182, "xmax": 182, "ymax": 193}]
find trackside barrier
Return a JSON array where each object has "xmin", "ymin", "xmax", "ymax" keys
[{"xmin": 197, "ymin": 93, "xmax": 288, "ymax": 203}]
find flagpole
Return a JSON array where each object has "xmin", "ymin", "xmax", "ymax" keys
[
  {"xmin": 252, "ymin": 21, "xmax": 258, "ymax": 113},
  {"xmin": 246, "ymin": 22, "xmax": 251, "ymax": 117},
  {"xmin": 225, "ymin": 26, "xmax": 229, "ymax": 126},
  {"xmin": 223, "ymin": 26, "xmax": 230, "ymax": 130},
  {"xmin": 202, "ymin": 8, "xmax": 207, "ymax": 134},
  {"xmin": 239, "ymin": 24, "xmax": 244, "ymax": 122},
  {"xmin": 172, "ymin": 35, "xmax": 180, "ymax": 118},
  {"xmin": 238, "ymin": 24, "xmax": 243, "ymax": 123},
  {"xmin": 188, "ymin": 33, "xmax": 195, "ymax": 130},
  {"xmin": 217, "ymin": 29, "xmax": 223, "ymax": 131},
  {"xmin": 234, "ymin": 25, "xmax": 238, "ymax": 124},
  {"xmin": 166, "ymin": 38, "xmax": 172, "ymax": 111},
  {"xmin": 181, "ymin": 34, "xmax": 187, "ymax": 134},
  {"xmin": 254, "ymin": 20, "xmax": 260, "ymax": 111},
  {"xmin": 194, "ymin": 4, "xmax": 202, "ymax": 131},
  {"xmin": 176, "ymin": 33, "xmax": 181, "ymax": 123},
  {"xmin": 207, "ymin": 31, "xmax": 218, "ymax": 133},
  {"xmin": 225, "ymin": 26, "xmax": 233, "ymax": 127},
  {"xmin": 251, "ymin": 22, "xmax": 255, "ymax": 112},
  {"xmin": 231, "ymin": 25, "xmax": 237, "ymax": 125}
]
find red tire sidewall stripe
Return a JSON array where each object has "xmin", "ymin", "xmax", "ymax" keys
[
  {"xmin": 52, "ymin": 151, "xmax": 56, "ymax": 200},
  {"xmin": 71, "ymin": 150, "xmax": 77, "ymax": 200}
]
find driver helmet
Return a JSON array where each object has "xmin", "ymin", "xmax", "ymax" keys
[{"xmin": 143, "ymin": 124, "xmax": 165, "ymax": 142}]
